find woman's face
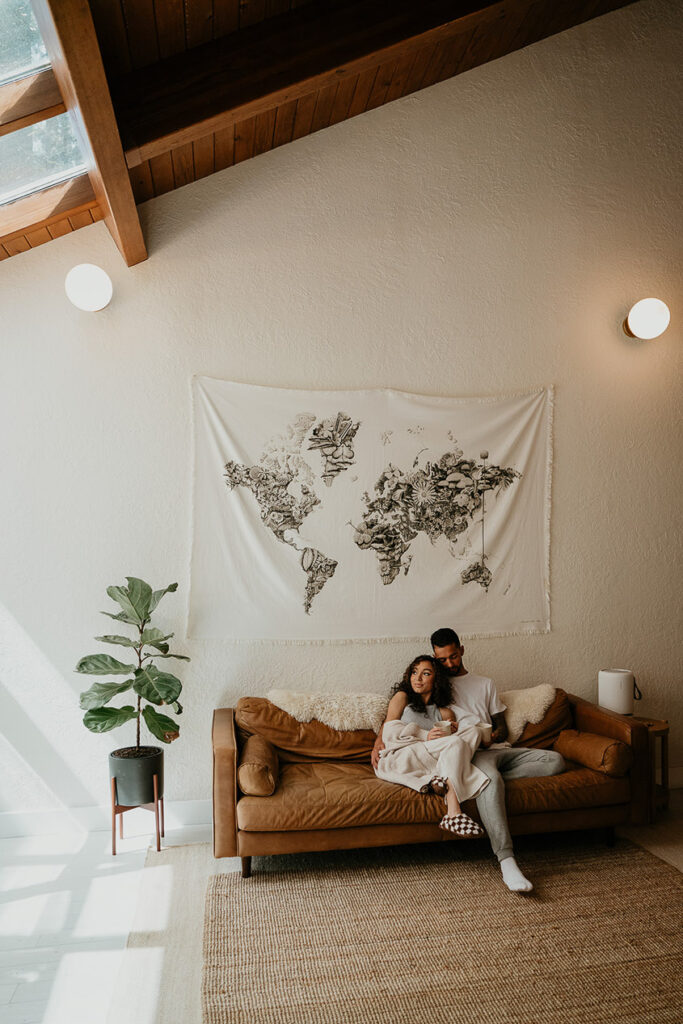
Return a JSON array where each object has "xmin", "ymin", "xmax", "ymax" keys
[{"xmin": 410, "ymin": 660, "xmax": 436, "ymax": 701}]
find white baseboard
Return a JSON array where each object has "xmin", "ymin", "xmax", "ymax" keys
[{"xmin": 0, "ymin": 799, "xmax": 212, "ymax": 838}]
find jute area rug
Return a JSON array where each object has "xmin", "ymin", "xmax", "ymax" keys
[{"xmin": 203, "ymin": 837, "xmax": 683, "ymax": 1024}]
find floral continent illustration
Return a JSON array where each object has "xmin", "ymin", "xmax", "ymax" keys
[
  {"xmin": 224, "ymin": 411, "xmax": 359, "ymax": 613},
  {"xmin": 307, "ymin": 412, "xmax": 360, "ymax": 486},
  {"xmin": 352, "ymin": 447, "xmax": 519, "ymax": 589}
]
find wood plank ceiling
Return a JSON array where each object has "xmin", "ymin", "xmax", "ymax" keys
[{"xmin": 1, "ymin": 0, "xmax": 636, "ymax": 263}]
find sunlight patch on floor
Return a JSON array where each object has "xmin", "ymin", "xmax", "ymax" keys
[{"xmin": 43, "ymin": 948, "xmax": 162, "ymax": 1024}]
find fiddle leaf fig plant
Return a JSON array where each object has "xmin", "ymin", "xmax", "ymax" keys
[{"xmin": 77, "ymin": 577, "xmax": 189, "ymax": 750}]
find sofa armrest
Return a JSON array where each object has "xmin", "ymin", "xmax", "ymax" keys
[
  {"xmin": 566, "ymin": 693, "xmax": 650, "ymax": 824},
  {"xmin": 212, "ymin": 708, "xmax": 239, "ymax": 858}
]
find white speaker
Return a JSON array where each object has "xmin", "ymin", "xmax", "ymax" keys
[{"xmin": 598, "ymin": 669, "xmax": 642, "ymax": 715}]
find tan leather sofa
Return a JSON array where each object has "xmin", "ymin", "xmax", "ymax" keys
[{"xmin": 212, "ymin": 689, "xmax": 650, "ymax": 876}]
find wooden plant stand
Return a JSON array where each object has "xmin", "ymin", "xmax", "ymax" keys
[{"xmin": 110, "ymin": 773, "xmax": 164, "ymax": 856}]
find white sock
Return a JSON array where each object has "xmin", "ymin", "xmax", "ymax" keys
[{"xmin": 500, "ymin": 856, "xmax": 533, "ymax": 892}]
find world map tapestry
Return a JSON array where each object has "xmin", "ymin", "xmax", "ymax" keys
[{"xmin": 188, "ymin": 378, "xmax": 552, "ymax": 641}]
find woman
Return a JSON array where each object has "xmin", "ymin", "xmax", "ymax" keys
[{"xmin": 374, "ymin": 655, "xmax": 488, "ymax": 838}]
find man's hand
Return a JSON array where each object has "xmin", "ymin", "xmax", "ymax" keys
[
  {"xmin": 371, "ymin": 742, "xmax": 384, "ymax": 769},
  {"xmin": 490, "ymin": 712, "xmax": 508, "ymax": 744}
]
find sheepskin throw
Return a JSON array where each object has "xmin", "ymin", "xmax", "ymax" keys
[
  {"xmin": 189, "ymin": 377, "xmax": 552, "ymax": 641},
  {"xmin": 267, "ymin": 690, "xmax": 389, "ymax": 733},
  {"xmin": 500, "ymin": 684, "xmax": 556, "ymax": 743}
]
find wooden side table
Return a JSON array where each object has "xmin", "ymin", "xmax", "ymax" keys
[{"xmin": 632, "ymin": 716, "xmax": 669, "ymax": 823}]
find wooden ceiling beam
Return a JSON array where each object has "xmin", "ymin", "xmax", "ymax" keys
[
  {"xmin": 31, "ymin": 0, "xmax": 147, "ymax": 266},
  {"xmin": 115, "ymin": 0, "xmax": 513, "ymax": 167},
  {"xmin": 113, "ymin": 0, "xmax": 636, "ymax": 170},
  {"xmin": 0, "ymin": 69, "xmax": 65, "ymax": 137}
]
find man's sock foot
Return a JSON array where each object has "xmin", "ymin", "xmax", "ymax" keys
[{"xmin": 500, "ymin": 856, "xmax": 533, "ymax": 892}]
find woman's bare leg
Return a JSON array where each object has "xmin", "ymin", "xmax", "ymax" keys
[{"xmin": 444, "ymin": 782, "xmax": 461, "ymax": 816}]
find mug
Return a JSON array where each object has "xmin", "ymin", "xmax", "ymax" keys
[{"xmin": 478, "ymin": 723, "xmax": 493, "ymax": 743}]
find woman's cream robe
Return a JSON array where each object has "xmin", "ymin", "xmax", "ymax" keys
[{"xmin": 376, "ymin": 720, "xmax": 490, "ymax": 803}]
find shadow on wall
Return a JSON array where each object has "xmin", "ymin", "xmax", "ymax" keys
[{"xmin": 0, "ymin": 603, "xmax": 102, "ymax": 824}]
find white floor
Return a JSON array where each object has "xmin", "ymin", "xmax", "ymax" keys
[
  {"xmin": 1, "ymin": 794, "xmax": 681, "ymax": 1024},
  {"xmin": 0, "ymin": 819, "xmax": 233, "ymax": 1024}
]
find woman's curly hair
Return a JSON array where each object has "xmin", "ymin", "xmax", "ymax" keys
[{"xmin": 391, "ymin": 655, "xmax": 453, "ymax": 714}]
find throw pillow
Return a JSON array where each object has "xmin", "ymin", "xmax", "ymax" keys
[
  {"xmin": 237, "ymin": 734, "xmax": 279, "ymax": 796},
  {"xmin": 553, "ymin": 729, "xmax": 633, "ymax": 777},
  {"xmin": 515, "ymin": 688, "xmax": 574, "ymax": 749},
  {"xmin": 235, "ymin": 697, "xmax": 377, "ymax": 761}
]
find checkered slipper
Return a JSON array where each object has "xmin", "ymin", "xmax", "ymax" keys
[
  {"xmin": 439, "ymin": 813, "xmax": 485, "ymax": 838},
  {"xmin": 428, "ymin": 775, "xmax": 449, "ymax": 797}
]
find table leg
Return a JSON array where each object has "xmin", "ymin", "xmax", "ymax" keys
[
  {"xmin": 111, "ymin": 778, "xmax": 117, "ymax": 856},
  {"xmin": 649, "ymin": 733, "xmax": 656, "ymax": 824},
  {"xmin": 661, "ymin": 733, "xmax": 669, "ymax": 808},
  {"xmin": 153, "ymin": 773, "xmax": 161, "ymax": 852}
]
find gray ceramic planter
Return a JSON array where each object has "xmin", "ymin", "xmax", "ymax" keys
[{"xmin": 109, "ymin": 746, "xmax": 164, "ymax": 806}]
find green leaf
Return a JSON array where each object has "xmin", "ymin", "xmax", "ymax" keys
[
  {"xmin": 83, "ymin": 706, "xmax": 138, "ymax": 733},
  {"xmin": 76, "ymin": 654, "xmax": 137, "ymax": 675},
  {"xmin": 141, "ymin": 628, "xmax": 174, "ymax": 651},
  {"xmin": 106, "ymin": 578, "xmax": 152, "ymax": 625},
  {"xmin": 79, "ymin": 680, "xmax": 134, "ymax": 710},
  {"xmin": 133, "ymin": 665, "xmax": 182, "ymax": 705},
  {"xmin": 151, "ymin": 652, "xmax": 191, "ymax": 661},
  {"xmin": 100, "ymin": 609, "xmax": 139, "ymax": 625},
  {"xmin": 94, "ymin": 634, "xmax": 138, "ymax": 648},
  {"xmin": 142, "ymin": 705, "xmax": 180, "ymax": 743},
  {"xmin": 148, "ymin": 582, "xmax": 178, "ymax": 614}
]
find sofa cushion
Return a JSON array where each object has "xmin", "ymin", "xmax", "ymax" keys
[
  {"xmin": 235, "ymin": 697, "xmax": 376, "ymax": 762},
  {"xmin": 237, "ymin": 735, "xmax": 279, "ymax": 796},
  {"xmin": 236, "ymin": 761, "xmax": 629, "ymax": 832},
  {"xmin": 515, "ymin": 688, "xmax": 574, "ymax": 749},
  {"xmin": 553, "ymin": 730, "xmax": 633, "ymax": 777},
  {"xmin": 502, "ymin": 765, "xmax": 629, "ymax": 815}
]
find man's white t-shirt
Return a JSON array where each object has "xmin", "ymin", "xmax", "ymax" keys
[{"xmin": 449, "ymin": 673, "xmax": 506, "ymax": 728}]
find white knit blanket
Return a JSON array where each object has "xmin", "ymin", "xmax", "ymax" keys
[
  {"xmin": 500, "ymin": 683, "xmax": 556, "ymax": 743},
  {"xmin": 267, "ymin": 689, "xmax": 388, "ymax": 733}
]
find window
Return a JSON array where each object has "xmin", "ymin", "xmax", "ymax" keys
[
  {"xmin": 0, "ymin": 113, "xmax": 87, "ymax": 205},
  {"xmin": 0, "ymin": 1, "xmax": 88, "ymax": 207},
  {"xmin": 0, "ymin": 0, "xmax": 50, "ymax": 85}
]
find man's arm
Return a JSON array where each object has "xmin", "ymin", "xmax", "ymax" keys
[{"xmin": 491, "ymin": 711, "xmax": 508, "ymax": 743}]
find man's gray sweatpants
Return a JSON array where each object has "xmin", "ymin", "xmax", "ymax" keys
[{"xmin": 472, "ymin": 747, "xmax": 566, "ymax": 862}]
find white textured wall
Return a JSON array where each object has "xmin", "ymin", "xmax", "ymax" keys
[{"xmin": 1, "ymin": 0, "xmax": 681, "ymax": 829}]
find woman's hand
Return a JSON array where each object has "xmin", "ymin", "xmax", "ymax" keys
[
  {"xmin": 371, "ymin": 741, "xmax": 384, "ymax": 769},
  {"xmin": 427, "ymin": 722, "xmax": 455, "ymax": 740}
]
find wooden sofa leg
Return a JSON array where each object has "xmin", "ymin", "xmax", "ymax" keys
[{"xmin": 241, "ymin": 856, "xmax": 252, "ymax": 878}]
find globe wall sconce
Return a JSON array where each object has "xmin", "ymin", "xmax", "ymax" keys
[
  {"xmin": 65, "ymin": 264, "xmax": 113, "ymax": 311},
  {"xmin": 623, "ymin": 298, "xmax": 670, "ymax": 340}
]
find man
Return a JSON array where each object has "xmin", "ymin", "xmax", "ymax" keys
[{"xmin": 430, "ymin": 627, "xmax": 565, "ymax": 892}]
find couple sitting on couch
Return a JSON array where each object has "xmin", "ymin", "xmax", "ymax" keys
[{"xmin": 371, "ymin": 627, "xmax": 566, "ymax": 893}]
